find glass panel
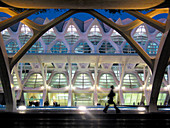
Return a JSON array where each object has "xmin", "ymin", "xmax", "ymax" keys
[
  {"xmin": 24, "ymin": 73, "xmax": 43, "ymax": 88},
  {"xmin": 99, "ymin": 73, "xmax": 117, "ymax": 88},
  {"xmin": 75, "ymin": 42, "xmax": 91, "ymax": 53},
  {"xmin": 133, "ymin": 25, "xmax": 147, "ymax": 46},
  {"xmin": 28, "ymin": 41, "xmax": 44, "ymax": 53},
  {"xmin": 1, "ymin": 29, "xmax": 10, "ymax": 42},
  {"xmin": 88, "ymin": 25, "xmax": 102, "ymax": 45},
  {"xmin": 97, "ymin": 93, "xmax": 118, "ymax": 106},
  {"xmin": 5, "ymin": 40, "xmax": 19, "ymax": 53},
  {"xmin": 49, "ymin": 73, "xmax": 68, "ymax": 88},
  {"xmin": 48, "ymin": 93, "xmax": 68, "ymax": 106},
  {"xmin": 111, "ymin": 30, "xmax": 124, "ymax": 45},
  {"xmin": 64, "ymin": 25, "xmax": 79, "ymax": 45},
  {"xmin": 19, "ymin": 24, "xmax": 33, "ymax": 46},
  {"xmin": 24, "ymin": 93, "xmax": 43, "ymax": 106},
  {"xmin": 123, "ymin": 74, "xmax": 140, "ymax": 88},
  {"xmin": 99, "ymin": 41, "xmax": 115, "ymax": 53},
  {"xmin": 157, "ymin": 93, "xmax": 167, "ymax": 105},
  {"xmin": 73, "ymin": 93, "xmax": 93, "ymax": 106},
  {"xmin": 50, "ymin": 41, "xmax": 67, "ymax": 53},
  {"xmin": 156, "ymin": 33, "xmax": 162, "ymax": 43},
  {"xmin": 42, "ymin": 28, "xmax": 56, "ymax": 45},
  {"xmin": 74, "ymin": 73, "xmax": 92, "ymax": 88},
  {"xmin": 123, "ymin": 42, "xmax": 136, "ymax": 53},
  {"xmin": 123, "ymin": 93, "xmax": 142, "ymax": 105},
  {"xmin": 147, "ymin": 42, "xmax": 158, "ymax": 54}
]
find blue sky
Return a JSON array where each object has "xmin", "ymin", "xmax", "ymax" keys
[{"xmin": 0, "ymin": 9, "xmax": 168, "ymax": 21}]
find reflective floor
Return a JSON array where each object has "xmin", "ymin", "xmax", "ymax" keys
[{"xmin": 1, "ymin": 106, "xmax": 170, "ymax": 128}]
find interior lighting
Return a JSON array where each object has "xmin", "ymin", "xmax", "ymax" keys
[
  {"xmin": 72, "ymin": 86, "xmax": 75, "ymax": 90},
  {"xmin": 41, "ymin": 86, "xmax": 44, "ymax": 90},
  {"xmin": 97, "ymin": 87, "xmax": 101, "ymax": 89},
  {"xmin": 91, "ymin": 86, "xmax": 94, "ymax": 89},
  {"xmin": 18, "ymin": 105, "xmax": 27, "ymax": 111},
  {"xmin": 137, "ymin": 107, "xmax": 146, "ymax": 111},
  {"xmin": 65, "ymin": 86, "xmax": 69, "ymax": 89},
  {"xmin": 78, "ymin": 106, "xmax": 87, "ymax": 111},
  {"xmin": 48, "ymin": 86, "xmax": 51, "ymax": 89},
  {"xmin": 16, "ymin": 86, "xmax": 19, "ymax": 89}
]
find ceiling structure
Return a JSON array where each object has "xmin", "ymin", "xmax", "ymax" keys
[{"xmin": 0, "ymin": 0, "xmax": 169, "ymax": 9}]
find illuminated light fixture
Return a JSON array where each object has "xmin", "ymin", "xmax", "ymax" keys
[
  {"xmin": 139, "ymin": 87, "xmax": 143, "ymax": 90},
  {"xmin": 72, "ymin": 86, "xmax": 75, "ymax": 90},
  {"xmin": 48, "ymin": 86, "xmax": 51, "ymax": 89},
  {"xmin": 18, "ymin": 105, "xmax": 27, "ymax": 111},
  {"xmin": 97, "ymin": 87, "xmax": 101, "ymax": 89},
  {"xmin": 65, "ymin": 86, "xmax": 69, "ymax": 89},
  {"xmin": 16, "ymin": 86, "xmax": 19, "ymax": 89},
  {"xmin": 78, "ymin": 106, "xmax": 87, "ymax": 111},
  {"xmin": 41, "ymin": 86, "xmax": 44, "ymax": 89},
  {"xmin": 137, "ymin": 107, "xmax": 146, "ymax": 111},
  {"xmin": 91, "ymin": 86, "xmax": 94, "ymax": 89},
  {"xmin": 122, "ymin": 86, "xmax": 125, "ymax": 90}
]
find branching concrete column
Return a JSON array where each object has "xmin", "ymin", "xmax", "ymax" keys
[
  {"xmin": 0, "ymin": 34, "xmax": 16, "ymax": 112},
  {"xmin": 149, "ymin": 10, "xmax": 170, "ymax": 112},
  {"xmin": 94, "ymin": 57, "xmax": 99, "ymax": 106},
  {"xmin": 118, "ymin": 63, "xmax": 125, "ymax": 105},
  {"xmin": 37, "ymin": 57, "xmax": 47, "ymax": 106},
  {"xmin": 67, "ymin": 57, "xmax": 72, "ymax": 106}
]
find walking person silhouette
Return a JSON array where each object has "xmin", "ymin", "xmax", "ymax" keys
[{"xmin": 103, "ymin": 85, "xmax": 120, "ymax": 113}]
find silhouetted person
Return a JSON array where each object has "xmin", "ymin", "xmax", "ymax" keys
[{"xmin": 103, "ymin": 85, "xmax": 120, "ymax": 113}]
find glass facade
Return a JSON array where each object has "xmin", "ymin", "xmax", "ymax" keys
[
  {"xmin": 74, "ymin": 73, "xmax": 92, "ymax": 88},
  {"xmin": 0, "ymin": 16, "xmax": 169, "ymax": 107}
]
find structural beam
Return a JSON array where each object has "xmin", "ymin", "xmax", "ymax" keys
[
  {"xmin": 10, "ymin": 9, "xmax": 78, "ymax": 70},
  {"xmin": 126, "ymin": 11, "xmax": 166, "ymax": 33},
  {"xmin": 86, "ymin": 9, "xmax": 153, "ymax": 70},
  {"xmin": 149, "ymin": 30, "xmax": 170, "ymax": 112},
  {"xmin": 0, "ymin": 0, "xmax": 166, "ymax": 9},
  {"xmin": 0, "ymin": 34, "xmax": 16, "ymax": 112}
]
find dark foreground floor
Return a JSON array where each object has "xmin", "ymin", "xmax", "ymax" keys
[{"xmin": 1, "ymin": 108, "xmax": 170, "ymax": 128}]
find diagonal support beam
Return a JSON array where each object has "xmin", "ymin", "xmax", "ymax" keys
[
  {"xmin": 9, "ymin": 9, "xmax": 78, "ymax": 70},
  {"xmin": 86, "ymin": 9, "xmax": 153, "ymax": 69},
  {"xmin": 149, "ymin": 30, "xmax": 170, "ymax": 112},
  {"xmin": 0, "ymin": 9, "xmax": 39, "ymax": 32},
  {"xmin": 0, "ymin": 34, "xmax": 16, "ymax": 112},
  {"xmin": 126, "ymin": 11, "xmax": 166, "ymax": 33}
]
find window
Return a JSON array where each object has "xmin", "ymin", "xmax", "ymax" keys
[
  {"xmin": 73, "ymin": 93, "xmax": 93, "ymax": 106},
  {"xmin": 1, "ymin": 29, "xmax": 10, "ymax": 42},
  {"xmin": 64, "ymin": 25, "xmax": 79, "ymax": 45},
  {"xmin": 123, "ymin": 42, "xmax": 136, "ymax": 53},
  {"xmin": 6, "ymin": 40, "xmax": 19, "ymax": 53},
  {"xmin": 123, "ymin": 74, "xmax": 140, "ymax": 88},
  {"xmin": 88, "ymin": 25, "xmax": 102, "ymax": 45},
  {"xmin": 99, "ymin": 73, "xmax": 117, "ymax": 88},
  {"xmin": 157, "ymin": 93, "xmax": 167, "ymax": 105},
  {"xmin": 123, "ymin": 93, "xmax": 142, "ymax": 105},
  {"xmin": 50, "ymin": 73, "xmax": 67, "ymax": 88},
  {"xmin": 111, "ymin": 30, "xmax": 124, "ymax": 45},
  {"xmin": 19, "ymin": 24, "xmax": 32, "ymax": 46},
  {"xmin": 112, "ymin": 64, "xmax": 121, "ymax": 81},
  {"xmin": 48, "ymin": 93, "xmax": 68, "ymax": 106},
  {"xmin": 99, "ymin": 41, "xmax": 115, "ymax": 53},
  {"xmin": 42, "ymin": 28, "xmax": 56, "ymax": 45},
  {"xmin": 98, "ymin": 93, "xmax": 118, "ymax": 106},
  {"xmin": 74, "ymin": 73, "xmax": 92, "ymax": 88},
  {"xmin": 156, "ymin": 33, "xmax": 162, "ymax": 43},
  {"xmin": 28, "ymin": 41, "xmax": 44, "ymax": 53},
  {"xmin": 75, "ymin": 42, "xmax": 91, "ymax": 53},
  {"xmin": 147, "ymin": 42, "xmax": 158, "ymax": 54},
  {"xmin": 50, "ymin": 41, "xmax": 67, "ymax": 53},
  {"xmin": 24, "ymin": 73, "xmax": 43, "ymax": 88},
  {"xmin": 133, "ymin": 25, "xmax": 147, "ymax": 46}
]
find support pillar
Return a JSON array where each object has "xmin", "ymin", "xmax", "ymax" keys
[
  {"xmin": 67, "ymin": 58, "xmax": 72, "ymax": 106},
  {"xmin": 94, "ymin": 59, "xmax": 99, "ymax": 106},
  {"xmin": 0, "ymin": 34, "xmax": 16, "ymax": 112}
]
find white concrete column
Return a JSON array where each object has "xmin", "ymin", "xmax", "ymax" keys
[
  {"xmin": 67, "ymin": 58, "xmax": 72, "ymax": 106},
  {"xmin": 118, "ymin": 64, "xmax": 125, "ymax": 105},
  {"xmin": 94, "ymin": 58, "xmax": 99, "ymax": 106}
]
